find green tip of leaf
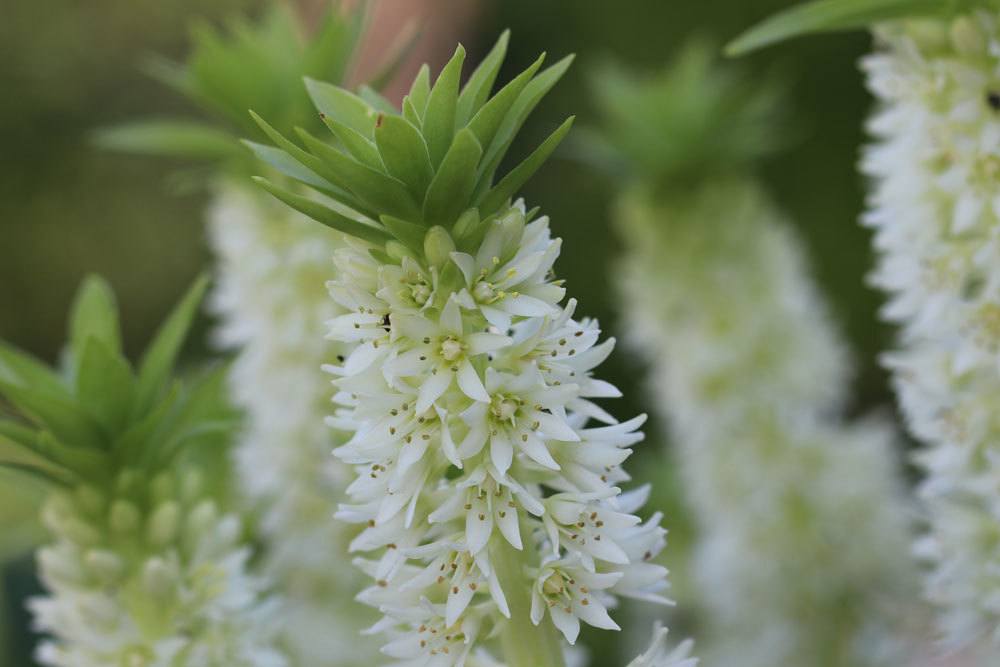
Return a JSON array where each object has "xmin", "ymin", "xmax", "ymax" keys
[
  {"xmin": 70, "ymin": 275, "xmax": 122, "ymax": 357},
  {"xmin": 725, "ymin": 0, "xmax": 967, "ymax": 56},
  {"xmin": 132, "ymin": 274, "xmax": 210, "ymax": 419}
]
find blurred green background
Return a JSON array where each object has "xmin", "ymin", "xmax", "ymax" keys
[{"xmin": 0, "ymin": 0, "xmax": 889, "ymax": 664}]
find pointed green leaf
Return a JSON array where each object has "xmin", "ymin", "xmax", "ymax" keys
[
  {"xmin": 147, "ymin": 365, "xmax": 236, "ymax": 468},
  {"xmin": 118, "ymin": 383, "xmax": 180, "ymax": 465},
  {"xmin": 0, "ymin": 422, "xmax": 106, "ymax": 479},
  {"xmin": 301, "ymin": 123, "xmax": 383, "ymax": 172},
  {"xmin": 381, "ymin": 215, "xmax": 428, "ymax": 252},
  {"xmin": 133, "ymin": 276, "xmax": 208, "ymax": 419},
  {"xmin": 302, "ymin": 4, "xmax": 367, "ymax": 86},
  {"xmin": 375, "ymin": 114, "xmax": 435, "ymax": 198},
  {"xmin": 0, "ymin": 379, "xmax": 106, "ymax": 450},
  {"xmin": 456, "ymin": 30, "xmax": 510, "ymax": 126},
  {"xmin": 0, "ymin": 341, "xmax": 67, "ymax": 398},
  {"xmin": 0, "ymin": 420, "xmax": 38, "ymax": 451},
  {"xmin": 250, "ymin": 110, "xmax": 342, "ymax": 187},
  {"xmin": 476, "ymin": 54, "xmax": 574, "ymax": 196},
  {"xmin": 423, "ymin": 129, "xmax": 483, "ymax": 226},
  {"xmin": 479, "ymin": 116, "xmax": 574, "ymax": 216},
  {"xmin": 93, "ymin": 121, "xmax": 239, "ymax": 160},
  {"xmin": 0, "ymin": 461, "xmax": 72, "ymax": 487},
  {"xmin": 408, "ymin": 64, "xmax": 432, "ymax": 120},
  {"xmin": 301, "ymin": 132, "xmax": 422, "ymax": 220},
  {"xmin": 253, "ymin": 177, "xmax": 392, "ymax": 245},
  {"xmin": 466, "ymin": 53, "xmax": 544, "ymax": 153},
  {"xmin": 76, "ymin": 338, "xmax": 135, "ymax": 434},
  {"xmin": 69, "ymin": 276, "xmax": 122, "ymax": 358},
  {"xmin": 242, "ymin": 140, "xmax": 332, "ymax": 190},
  {"xmin": 305, "ymin": 78, "xmax": 379, "ymax": 138},
  {"xmin": 726, "ymin": 0, "xmax": 962, "ymax": 55},
  {"xmin": 402, "ymin": 96, "xmax": 423, "ymax": 128},
  {"xmin": 423, "ymin": 46, "xmax": 466, "ymax": 167}
]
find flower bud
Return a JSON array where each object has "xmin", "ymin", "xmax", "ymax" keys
[
  {"xmin": 109, "ymin": 500, "xmax": 141, "ymax": 534},
  {"xmin": 147, "ymin": 501, "xmax": 181, "ymax": 547},
  {"xmin": 950, "ymin": 16, "xmax": 986, "ymax": 57},
  {"xmin": 424, "ymin": 226, "xmax": 455, "ymax": 269}
]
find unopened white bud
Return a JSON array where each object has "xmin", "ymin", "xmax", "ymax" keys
[
  {"xmin": 147, "ymin": 501, "xmax": 181, "ymax": 547},
  {"xmin": 109, "ymin": 500, "xmax": 141, "ymax": 534}
]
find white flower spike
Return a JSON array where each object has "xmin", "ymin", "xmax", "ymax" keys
[
  {"xmin": 251, "ymin": 34, "xmax": 674, "ymax": 667},
  {"xmin": 862, "ymin": 8, "xmax": 1000, "ymax": 650},
  {"xmin": 591, "ymin": 46, "xmax": 918, "ymax": 666}
]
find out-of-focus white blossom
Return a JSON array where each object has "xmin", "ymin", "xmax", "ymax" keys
[
  {"xmin": 626, "ymin": 622, "xmax": 697, "ymax": 667},
  {"xmin": 207, "ymin": 181, "xmax": 377, "ymax": 664},
  {"xmin": 30, "ymin": 470, "xmax": 285, "ymax": 667},
  {"xmin": 862, "ymin": 9, "xmax": 1000, "ymax": 650},
  {"xmin": 615, "ymin": 181, "xmax": 917, "ymax": 667}
]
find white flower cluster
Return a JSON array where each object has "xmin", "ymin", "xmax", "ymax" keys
[
  {"xmin": 862, "ymin": 10, "xmax": 1000, "ymax": 649},
  {"xmin": 326, "ymin": 201, "xmax": 671, "ymax": 665},
  {"xmin": 207, "ymin": 180, "xmax": 377, "ymax": 664},
  {"xmin": 625, "ymin": 623, "xmax": 697, "ymax": 667},
  {"xmin": 29, "ymin": 469, "xmax": 284, "ymax": 667},
  {"xmin": 615, "ymin": 181, "xmax": 916, "ymax": 667}
]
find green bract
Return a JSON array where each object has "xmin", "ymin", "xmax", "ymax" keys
[
  {"xmin": 0, "ymin": 276, "xmax": 234, "ymax": 488},
  {"xmin": 94, "ymin": 4, "xmax": 409, "ymax": 167},
  {"xmin": 585, "ymin": 43, "xmax": 781, "ymax": 188},
  {"xmin": 726, "ymin": 0, "xmax": 994, "ymax": 55},
  {"xmin": 248, "ymin": 33, "xmax": 575, "ymax": 250}
]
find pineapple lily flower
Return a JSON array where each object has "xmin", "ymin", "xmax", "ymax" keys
[
  {"xmin": 0, "ymin": 277, "xmax": 285, "ymax": 667},
  {"xmin": 94, "ymin": 7, "xmax": 414, "ymax": 663},
  {"xmin": 589, "ymin": 45, "xmax": 918, "ymax": 666},
  {"xmin": 249, "ymin": 33, "xmax": 675, "ymax": 667},
  {"xmin": 731, "ymin": 0, "xmax": 1000, "ymax": 652}
]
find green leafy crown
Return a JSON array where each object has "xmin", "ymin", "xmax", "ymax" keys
[
  {"xmin": 94, "ymin": 4, "xmax": 407, "ymax": 164},
  {"xmin": 585, "ymin": 42, "xmax": 782, "ymax": 188},
  {"xmin": 0, "ymin": 277, "xmax": 235, "ymax": 488},
  {"xmin": 248, "ymin": 32, "xmax": 575, "ymax": 250},
  {"xmin": 726, "ymin": 0, "xmax": 994, "ymax": 55}
]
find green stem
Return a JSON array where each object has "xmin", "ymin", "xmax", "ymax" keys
[{"xmin": 491, "ymin": 537, "xmax": 566, "ymax": 667}]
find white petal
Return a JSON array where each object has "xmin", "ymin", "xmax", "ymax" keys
[
  {"xmin": 457, "ymin": 360, "xmax": 490, "ymax": 402},
  {"xmin": 441, "ymin": 298, "xmax": 463, "ymax": 335},
  {"xmin": 490, "ymin": 431, "xmax": 514, "ymax": 475},
  {"xmin": 416, "ymin": 370, "xmax": 451, "ymax": 413},
  {"xmin": 450, "ymin": 252, "xmax": 477, "ymax": 284},
  {"xmin": 466, "ymin": 501, "xmax": 493, "ymax": 555},
  {"xmin": 574, "ymin": 598, "xmax": 619, "ymax": 631},
  {"xmin": 495, "ymin": 500, "xmax": 522, "ymax": 550},
  {"xmin": 530, "ymin": 589, "xmax": 545, "ymax": 625},
  {"xmin": 446, "ymin": 579, "xmax": 477, "ymax": 627},
  {"xmin": 550, "ymin": 605, "xmax": 581, "ymax": 644},
  {"xmin": 466, "ymin": 332, "xmax": 512, "ymax": 355},
  {"xmin": 534, "ymin": 411, "xmax": 580, "ymax": 442},
  {"xmin": 488, "ymin": 568, "xmax": 511, "ymax": 618},
  {"xmin": 519, "ymin": 432, "xmax": 561, "ymax": 470}
]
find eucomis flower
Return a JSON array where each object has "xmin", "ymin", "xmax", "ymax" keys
[
  {"xmin": 731, "ymin": 0, "xmax": 1000, "ymax": 652},
  {"xmin": 95, "ymin": 6, "xmax": 416, "ymax": 662},
  {"xmin": 249, "ymin": 33, "xmax": 672, "ymax": 667},
  {"xmin": 589, "ymin": 45, "xmax": 916, "ymax": 666},
  {"xmin": 0, "ymin": 277, "xmax": 285, "ymax": 667}
]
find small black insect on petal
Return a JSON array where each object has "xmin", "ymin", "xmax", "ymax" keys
[
  {"xmin": 382, "ymin": 313, "xmax": 391, "ymax": 331},
  {"xmin": 987, "ymin": 90, "xmax": 1000, "ymax": 111}
]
